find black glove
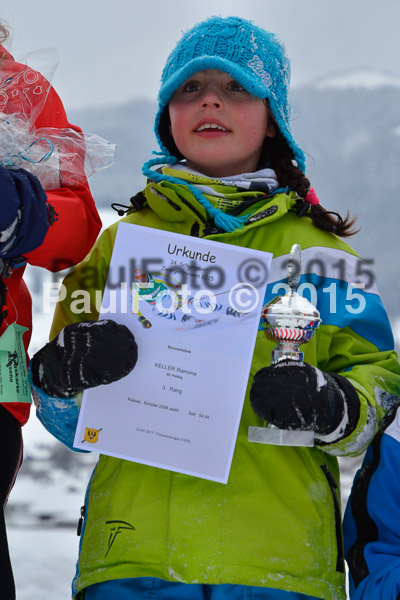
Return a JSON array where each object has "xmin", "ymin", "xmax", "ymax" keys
[
  {"xmin": 250, "ymin": 362, "xmax": 360, "ymax": 441},
  {"xmin": 0, "ymin": 166, "xmax": 49, "ymax": 259},
  {"xmin": 31, "ymin": 320, "xmax": 138, "ymax": 398}
]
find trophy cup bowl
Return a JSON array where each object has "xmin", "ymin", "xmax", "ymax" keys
[{"xmin": 261, "ymin": 291, "xmax": 321, "ymax": 365}]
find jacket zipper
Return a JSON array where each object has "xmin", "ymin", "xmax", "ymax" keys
[
  {"xmin": 178, "ymin": 195, "xmax": 208, "ymax": 226},
  {"xmin": 321, "ymin": 463, "xmax": 344, "ymax": 573}
]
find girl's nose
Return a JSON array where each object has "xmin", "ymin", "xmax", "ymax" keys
[{"xmin": 201, "ymin": 87, "xmax": 222, "ymax": 109}]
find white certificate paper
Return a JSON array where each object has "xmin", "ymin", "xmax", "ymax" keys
[{"xmin": 73, "ymin": 223, "xmax": 272, "ymax": 483}]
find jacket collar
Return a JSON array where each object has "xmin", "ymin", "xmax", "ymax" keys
[{"xmin": 142, "ymin": 175, "xmax": 298, "ymax": 237}]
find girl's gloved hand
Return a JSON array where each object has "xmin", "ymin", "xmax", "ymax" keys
[
  {"xmin": 250, "ymin": 363, "xmax": 360, "ymax": 442},
  {"xmin": 0, "ymin": 165, "xmax": 49, "ymax": 259},
  {"xmin": 31, "ymin": 320, "xmax": 138, "ymax": 398}
]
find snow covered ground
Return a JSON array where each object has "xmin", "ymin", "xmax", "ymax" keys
[
  {"xmin": 5, "ymin": 208, "xmax": 400, "ymax": 599},
  {"xmin": 9, "ymin": 529, "xmax": 81, "ymax": 600}
]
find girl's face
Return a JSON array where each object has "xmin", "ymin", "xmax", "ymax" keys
[{"xmin": 168, "ymin": 69, "xmax": 275, "ymax": 178}]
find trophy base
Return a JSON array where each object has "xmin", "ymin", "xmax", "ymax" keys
[{"xmin": 248, "ymin": 426, "xmax": 315, "ymax": 447}]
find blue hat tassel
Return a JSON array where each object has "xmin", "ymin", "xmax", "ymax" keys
[{"xmin": 142, "ymin": 155, "xmax": 247, "ymax": 234}]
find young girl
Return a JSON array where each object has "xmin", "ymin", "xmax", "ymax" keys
[{"xmin": 30, "ymin": 16, "xmax": 400, "ymax": 600}]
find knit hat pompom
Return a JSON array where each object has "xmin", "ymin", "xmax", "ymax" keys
[{"xmin": 154, "ymin": 16, "xmax": 306, "ymax": 173}]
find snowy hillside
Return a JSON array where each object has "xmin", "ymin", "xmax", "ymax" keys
[
  {"xmin": 314, "ymin": 67, "xmax": 400, "ymax": 91},
  {"xmin": 292, "ymin": 70, "xmax": 400, "ymax": 319}
]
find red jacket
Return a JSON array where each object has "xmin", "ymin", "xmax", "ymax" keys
[{"xmin": 0, "ymin": 46, "xmax": 102, "ymax": 425}]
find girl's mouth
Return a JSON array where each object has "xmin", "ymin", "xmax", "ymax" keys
[
  {"xmin": 195, "ymin": 122, "xmax": 228, "ymax": 132},
  {"xmin": 194, "ymin": 122, "xmax": 231, "ymax": 137}
]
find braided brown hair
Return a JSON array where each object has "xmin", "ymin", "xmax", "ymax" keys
[{"xmin": 262, "ymin": 115, "xmax": 358, "ymax": 237}]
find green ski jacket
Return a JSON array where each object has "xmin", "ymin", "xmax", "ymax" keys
[{"xmin": 38, "ymin": 180, "xmax": 400, "ymax": 600}]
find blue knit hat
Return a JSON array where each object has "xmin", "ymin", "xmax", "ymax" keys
[{"xmin": 154, "ymin": 15, "xmax": 306, "ymax": 173}]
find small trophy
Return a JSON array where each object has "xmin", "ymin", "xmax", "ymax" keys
[{"xmin": 248, "ymin": 244, "xmax": 321, "ymax": 447}]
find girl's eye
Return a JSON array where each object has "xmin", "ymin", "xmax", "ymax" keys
[
  {"xmin": 182, "ymin": 81, "xmax": 202, "ymax": 93},
  {"xmin": 228, "ymin": 81, "xmax": 245, "ymax": 92}
]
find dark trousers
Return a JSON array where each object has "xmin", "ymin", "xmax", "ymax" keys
[{"xmin": 0, "ymin": 405, "xmax": 23, "ymax": 600}]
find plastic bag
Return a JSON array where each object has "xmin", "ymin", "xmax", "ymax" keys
[
  {"xmin": 0, "ymin": 48, "xmax": 116, "ymax": 189},
  {"xmin": 0, "ymin": 112, "xmax": 116, "ymax": 189}
]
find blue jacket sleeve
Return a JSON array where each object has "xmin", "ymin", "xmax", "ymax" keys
[
  {"xmin": 29, "ymin": 364, "xmax": 88, "ymax": 453},
  {"xmin": 344, "ymin": 404, "xmax": 400, "ymax": 599}
]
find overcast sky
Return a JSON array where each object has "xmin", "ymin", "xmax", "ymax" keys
[{"xmin": 1, "ymin": 0, "xmax": 399, "ymax": 110}]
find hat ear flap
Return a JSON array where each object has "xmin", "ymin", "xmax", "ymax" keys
[{"xmin": 158, "ymin": 107, "xmax": 184, "ymax": 160}]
